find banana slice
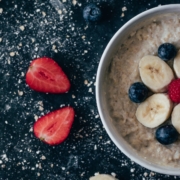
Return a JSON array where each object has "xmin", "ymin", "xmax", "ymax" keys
[
  {"xmin": 139, "ymin": 55, "xmax": 174, "ymax": 92},
  {"xmin": 171, "ymin": 104, "xmax": 180, "ymax": 133},
  {"xmin": 173, "ymin": 50, "xmax": 180, "ymax": 78},
  {"xmin": 136, "ymin": 93, "xmax": 173, "ymax": 128},
  {"xmin": 90, "ymin": 174, "xmax": 118, "ymax": 180}
]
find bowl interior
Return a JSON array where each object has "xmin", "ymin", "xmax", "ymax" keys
[{"xmin": 96, "ymin": 5, "xmax": 180, "ymax": 175}]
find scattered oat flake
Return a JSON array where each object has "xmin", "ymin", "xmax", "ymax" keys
[
  {"xmin": 38, "ymin": 101, "xmax": 43, "ymax": 106},
  {"xmin": 19, "ymin": 26, "xmax": 25, "ymax": 31},
  {"xmin": 121, "ymin": 13, "xmax": 124, "ymax": 17},
  {"xmin": 111, "ymin": 172, "xmax": 116, "ymax": 177},
  {"xmin": 122, "ymin": 7, "xmax": 127, "ymax": 11},
  {"xmin": 58, "ymin": 10, "xmax": 62, "ymax": 14},
  {"xmin": 0, "ymin": 38, "xmax": 2, "ymax": 42},
  {"xmin": 150, "ymin": 172, "xmax": 155, "ymax": 176},
  {"xmin": 5, "ymin": 105, "xmax": 11, "ymax": 111},
  {"xmin": 84, "ymin": 25, "xmax": 88, "ymax": 30},
  {"xmin": 35, "ymin": 47, "xmax": 38, "ymax": 51},
  {"xmin": 38, "ymin": 163, "xmax": 42, "ymax": 169},
  {"xmin": 42, "ymin": 11, "xmax": 46, "ymax": 17},
  {"xmin": 144, "ymin": 172, "xmax": 148, "ymax": 177},
  {"xmin": 1, "ymin": 154, "xmax": 7, "ymax": 160},
  {"xmin": 18, "ymin": 90, "xmax": 23, "ymax": 96},
  {"xmin": 0, "ymin": 8, "xmax": 3, "ymax": 14},
  {"xmin": 39, "ymin": 106, "xmax": 44, "ymax": 111},
  {"xmin": 94, "ymin": 172, "xmax": 100, "ymax": 176},
  {"xmin": 88, "ymin": 88, "xmax": 92, "ymax": 92},
  {"xmin": 36, "ymin": 151, "xmax": 40, "ymax": 154},
  {"xmin": 84, "ymin": 80, "xmax": 88, "ymax": 85},
  {"xmin": 87, "ymin": 81, "xmax": 93, "ymax": 87},
  {"xmin": 34, "ymin": 115, "xmax": 38, "ymax": 121},
  {"xmin": 72, "ymin": 0, "xmax": 77, "ymax": 5},
  {"xmin": 52, "ymin": 45, "xmax": 56, "ymax": 50},
  {"xmin": 10, "ymin": 52, "xmax": 15, "ymax": 57},
  {"xmin": 62, "ymin": 0, "xmax": 66, "ymax": 2},
  {"xmin": 41, "ymin": 155, "xmax": 46, "ymax": 160},
  {"xmin": 29, "ymin": 127, "xmax": 33, "ymax": 132},
  {"xmin": 7, "ymin": 59, "xmax": 11, "ymax": 64},
  {"xmin": 31, "ymin": 38, "xmax": 35, "ymax": 43}
]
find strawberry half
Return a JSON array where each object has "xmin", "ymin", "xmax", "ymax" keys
[
  {"xmin": 26, "ymin": 57, "xmax": 70, "ymax": 93},
  {"xmin": 33, "ymin": 107, "xmax": 75, "ymax": 145}
]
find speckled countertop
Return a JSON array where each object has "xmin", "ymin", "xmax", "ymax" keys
[{"xmin": 0, "ymin": 0, "xmax": 180, "ymax": 180}]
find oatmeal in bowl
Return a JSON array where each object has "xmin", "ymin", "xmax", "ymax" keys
[{"xmin": 96, "ymin": 5, "xmax": 180, "ymax": 175}]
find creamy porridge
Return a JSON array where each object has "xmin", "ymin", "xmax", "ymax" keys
[{"xmin": 106, "ymin": 14, "xmax": 180, "ymax": 166}]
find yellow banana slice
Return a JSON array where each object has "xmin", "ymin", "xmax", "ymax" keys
[
  {"xmin": 139, "ymin": 55, "xmax": 174, "ymax": 92},
  {"xmin": 136, "ymin": 93, "xmax": 173, "ymax": 128}
]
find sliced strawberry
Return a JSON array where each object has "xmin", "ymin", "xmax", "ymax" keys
[
  {"xmin": 26, "ymin": 57, "xmax": 70, "ymax": 93},
  {"xmin": 33, "ymin": 107, "xmax": 75, "ymax": 145}
]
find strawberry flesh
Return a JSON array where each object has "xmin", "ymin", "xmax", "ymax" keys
[
  {"xmin": 26, "ymin": 57, "xmax": 70, "ymax": 93},
  {"xmin": 33, "ymin": 107, "xmax": 75, "ymax": 145}
]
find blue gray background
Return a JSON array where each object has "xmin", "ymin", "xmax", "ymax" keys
[{"xmin": 0, "ymin": 0, "xmax": 179, "ymax": 179}]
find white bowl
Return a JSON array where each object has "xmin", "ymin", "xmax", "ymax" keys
[{"xmin": 96, "ymin": 4, "xmax": 180, "ymax": 175}]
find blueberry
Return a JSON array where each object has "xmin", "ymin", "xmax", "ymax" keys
[
  {"xmin": 128, "ymin": 82, "xmax": 149, "ymax": 103},
  {"xmin": 158, "ymin": 43, "xmax": 177, "ymax": 61},
  {"xmin": 155, "ymin": 125, "xmax": 179, "ymax": 145},
  {"xmin": 83, "ymin": 4, "xmax": 102, "ymax": 22}
]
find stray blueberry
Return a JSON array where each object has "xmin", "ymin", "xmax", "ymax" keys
[
  {"xmin": 128, "ymin": 82, "xmax": 149, "ymax": 103},
  {"xmin": 83, "ymin": 4, "xmax": 102, "ymax": 22},
  {"xmin": 158, "ymin": 43, "xmax": 177, "ymax": 61},
  {"xmin": 155, "ymin": 125, "xmax": 179, "ymax": 145}
]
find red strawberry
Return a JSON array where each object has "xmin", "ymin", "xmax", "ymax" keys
[
  {"xmin": 33, "ymin": 107, "xmax": 75, "ymax": 145},
  {"xmin": 26, "ymin": 57, "xmax": 70, "ymax": 93},
  {"xmin": 168, "ymin": 79, "xmax": 180, "ymax": 103}
]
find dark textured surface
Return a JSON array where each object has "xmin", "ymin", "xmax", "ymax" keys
[{"xmin": 0, "ymin": 0, "xmax": 180, "ymax": 180}]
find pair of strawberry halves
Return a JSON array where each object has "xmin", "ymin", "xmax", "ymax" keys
[{"xmin": 26, "ymin": 57, "xmax": 75, "ymax": 145}]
